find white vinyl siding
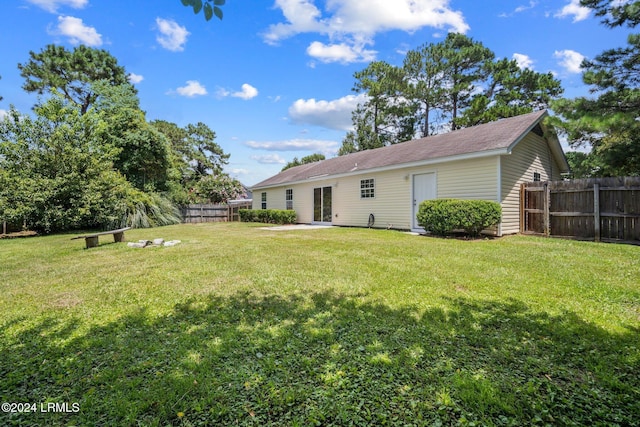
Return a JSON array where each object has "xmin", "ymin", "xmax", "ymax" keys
[
  {"xmin": 500, "ymin": 132, "xmax": 563, "ymax": 234},
  {"xmin": 254, "ymin": 155, "xmax": 499, "ymax": 230}
]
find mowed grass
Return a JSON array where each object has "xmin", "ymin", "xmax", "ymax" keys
[{"xmin": 0, "ymin": 223, "xmax": 638, "ymax": 426}]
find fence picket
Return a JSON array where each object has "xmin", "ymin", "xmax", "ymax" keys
[
  {"xmin": 181, "ymin": 201, "xmax": 252, "ymax": 224},
  {"xmin": 521, "ymin": 177, "xmax": 640, "ymax": 244}
]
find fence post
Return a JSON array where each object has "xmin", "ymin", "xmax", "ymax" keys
[
  {"xmin": 594, "ymin": 183, "xmax": 601, "ymax": 242},
  {"xmin": 2, "ymin": 220, "xmax": 6, "ymax": 235},
  {"xmin": 543, "ymin": 182, "xmax": 550, "ymax": 237}
]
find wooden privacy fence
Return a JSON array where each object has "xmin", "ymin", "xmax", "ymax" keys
[
  {"xmin": 521, "ymin": 177, "xmax": 640, "ymax": 244},
  {"xmin": 181, "ymin": 201, "xmax": 252, "ymax": 224}
]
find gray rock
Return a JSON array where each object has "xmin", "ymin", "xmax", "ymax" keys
[
  {"xmin": 152, "ymin": 238, "xmax": 165, "ymax": 246},
  {"xmin": 127, "ymin": 242, "xmax": 147, "ymax": 248},
  {"xmin": 163, "ymin": 240, "xmax": 181, "ymax": 247}
]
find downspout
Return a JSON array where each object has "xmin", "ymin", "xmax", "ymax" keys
[{"xmin": 497, "ymin": 156, "xmax": 503, "ymax": 237}]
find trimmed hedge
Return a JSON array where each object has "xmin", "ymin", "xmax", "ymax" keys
[
  {"xmin": 239, "ymin": 209, "xmax": 297, "ymax": 225},
  {"xmin": 416, "ymin": 199, "xmax": 502, "ymax": 237}
]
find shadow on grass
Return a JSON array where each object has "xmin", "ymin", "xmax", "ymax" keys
[{"xmin": 1, "ymin": 292, "xmax": 638, "ymax": 426}]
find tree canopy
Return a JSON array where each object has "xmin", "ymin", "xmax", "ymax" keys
[
  {"xmin": 340, "ymin": 33, "xmax": 563, "ymax": 154},
  {"xmin": 282, "ymin": 153, "xmax": 326, "ymax": 171},
  {"xmin": 18, "ymin": 44, "xmax": 133, "ymax": 115},
  {"xmin": 580, "ymin": 0, "xmax": 640, "ymax": 27},
  {"xmin": 551, "ymin": 4, "xmax": 640, "ymax": 176},
  {"xmin": 3, "ymin": 44, "xmax": 239, "ymax": 233}
]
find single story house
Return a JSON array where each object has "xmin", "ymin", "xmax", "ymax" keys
[{"xmin": 251, "ymin": 110, "xmax": 570, "ymax": 236}]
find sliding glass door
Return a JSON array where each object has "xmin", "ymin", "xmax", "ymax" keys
[{"xmin": 313, "ymin": 186, "xmax": 332, "ymax": 223}]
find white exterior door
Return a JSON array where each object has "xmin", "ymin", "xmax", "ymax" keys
[{"xmin": 412, "ymin": 173, "xmax": 436, "ymax": 229}]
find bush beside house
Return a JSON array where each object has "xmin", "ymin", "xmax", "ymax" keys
[
  {"xmin": 239, "ymin": 209, "xmax": 297, "ymax": 225},
  {"xmin": 417, "ymin": 199, "xmax": 502, "ymax": 237}
]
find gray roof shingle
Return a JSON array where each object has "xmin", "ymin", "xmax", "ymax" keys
[{"xmin": 253, "ymin": 110, "xmax": 550, "ymax": 188}]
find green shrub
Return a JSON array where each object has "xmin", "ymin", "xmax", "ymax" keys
[
  {"xmin": 239, "ymin": 209, "xmax": 297, "ymax": 225},
  {"xmin": 417, "ymin": 199, "xmax": 502, "ymax": 237}
]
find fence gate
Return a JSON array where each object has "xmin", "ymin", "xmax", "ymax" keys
[{"xmin": 521, "ymin": 177, "xmax": 640, "ymax": 244}]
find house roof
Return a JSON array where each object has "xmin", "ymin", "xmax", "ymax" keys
[{"xmin": 253, "ymin": 110, "xmax": 569, "ymax": 189}]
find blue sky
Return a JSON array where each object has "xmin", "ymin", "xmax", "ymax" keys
[{"xmin": 0, "ymin": 1, "xmax": 634, "ymax": 185}]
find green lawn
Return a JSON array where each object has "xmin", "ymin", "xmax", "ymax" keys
[{"xmin": 1, "ymin": 223, "xmax": 638, "ymax": 426}]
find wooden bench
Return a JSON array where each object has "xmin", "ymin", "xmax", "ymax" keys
[{"xmin": 71, "ymin": 227, "xmax": 131, "ymax": 249}]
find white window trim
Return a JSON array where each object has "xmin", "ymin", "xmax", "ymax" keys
[{"xmin": 360, "ymin": 178, "xmax": 375, "ymax": 199}]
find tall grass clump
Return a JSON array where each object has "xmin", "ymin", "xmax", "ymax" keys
[{"xmin": 112, "ymin": 191, "xmax": 182, "ymax": 229}]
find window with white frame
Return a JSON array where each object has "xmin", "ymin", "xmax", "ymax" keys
[
  {"xmin": 261, "ymin": 192, "xmax": 267, "ymax": 209},
  {"xmin": 360, "ymin": 178, "xmax": 375, "ymax": 198},
  {"xmin": 285, "ymin": 189, "xmax": 293, "ymax": 210}
]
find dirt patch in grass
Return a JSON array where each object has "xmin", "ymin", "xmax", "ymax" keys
[{"xmin": 50, "ymin": 292, "xmax": 83, "ymax": 309}]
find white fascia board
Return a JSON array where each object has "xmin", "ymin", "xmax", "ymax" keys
[{"xmin": 252, "ymin": 148, "xmax": 508, "ymax": 190}]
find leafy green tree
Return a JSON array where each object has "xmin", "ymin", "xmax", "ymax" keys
[
  {"xmin": 580, "ymin": 0, "xmax": 640, "ymax": 27},
  {"xmin": 190, "ymin": 175, "xmax": 244, "ymax": 204},
  {"xmin": 339, "ymin": 106, "xmax": 386, "ymax": 155},
  {"xmin": 0, "ymin": 98, "xmax": 117, "ymax": 232},
  {"xmin": 344, "ymin": 34, "xmax": 559, "ymax": 153},
  {"xmin": 184, "ymin": 122, "xmax": 229, "ymax": 177},
  {"xmin": 282, "ymin": 153, "xmax": 326, "ymax": 171},
  {"xmin": 552, "ymin": 32, "xmax": 640, "ymax": 176},
  {"xmin": 339, "ymin": 61, "xmax": 416, "ymax": 154},
  {"xmin": 0, "ymin": 95, "xmax": 181, "ymax": 233},
  {"xmin": 150, "ymin": 120, "xmax": 193, "ymax": 202},
  {"xmin": 564, "ymin": 151, "xmax": 601, "ymax": 178},
  {"xmin": 91, "ymin": 82, "xmax": 171, "ymax": 191},
  {"xmin": 18, "ymin": 44, "xmax": 132, "ymax": 114},
  {"xmin": 152, "ymin": 119, "xmax": 235, "ymax": 204},
  {"xmin": 355, "ymin": 61, "xmax": 414, "ymax": 143},
  {"xmin": 439, "ymin": 33, "xmax": 495, "ymax": 130},
  {"xmin": 181, "ymin": 0, "xmax": 225, "ymax": 21},
  {"xmin": 403, "ymin": 42, "xmax": 448, "ymax": 137},
  {"xmin": 458, "ymin": 58, "xmax": 563, "ymax": 127}
]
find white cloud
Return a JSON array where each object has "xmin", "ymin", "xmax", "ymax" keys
[
  {"xmin": 175, "ymin": 80, "xmax": 208, "ymax": 97},
  {"xmin": 0, "ymin": 110, "xmax": 8, "ymax": 121},
  {"xmin": 128, "ymin": 73, "xmax": 144, "ymax": 84},
  {"xmin": 554, "ymin": 49, "xmax": 585, "ymax": 73},
  {"xmin": 264, "ymin": 0, "xmax": 469, "ymax": 64},
  {"xmin": 155, "ymin": 18, "xmax": 190, "ymax": 52},
  {"xmin": 515, "ymin": 1, "xmax": 538, "ymax": 13},
  {"xmin": 51, "ymin": 16, "xmax": 102, "ymax": 46},
  {"xmin": 27, "ymin": 0, "xmax": 87, "ymax": 13},
  {"xmin": 556, "ymin": 0, "xmax": 591, "ymax": 22},
  {"xmin": 513, "ymin": 53, "xmax": 534, "ymax": 69},
  {"xmin": 232, "ymin": 84, "xmax": 259, "ymax": 100},
  {"xmin": 216, "ymin": 87, "xmax": 230, "ymax": 98},
  {"xmin": 217, "ymin": 84, "xmax": 259, "ymax": 100},
  {"xmin": 227, "ymin": 167, "xmax": 250, "ymax": 176},
  {"xmin": 499, "ymin": 1, "xmax": 538, "ymax": 17},
  {"xmin": 245, "ymin": 138, "xmax": 339, "ymax": 156},
  {"xmin": 251, "ymin": 154, "xmax": 287, "ymax": 164},
  {"xmin": 307, "ymin": 41, "xmax": 377, "ymax": 64},
  {"xmin": 289, "ymin": 94, "xmax": 365, "ymax": 131}
]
